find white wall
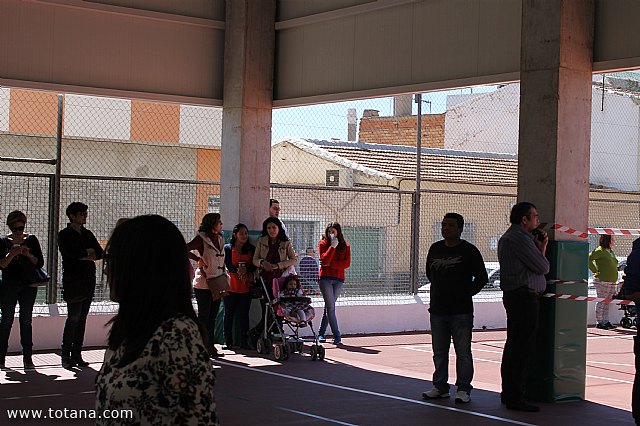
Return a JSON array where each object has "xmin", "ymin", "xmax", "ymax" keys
[
  {"xmin": 0, "ymin": 87, "xmax": 9, "ymax": 132},
  {"xmin": 590, "ymin": 91, "xmax": 640, "ymax": 192},
  {"xmin": 444, "ymin": 85, "xmax": 520, "ymax": 154},
  {"xmin": 179, "ymin": 105, "xmax": 223, "ymax": 147},
  {"xmin": 443, "ymin": 83, "xmax": 640, "ymax": 191},
  {"xmin": 9, "ymin": 298, "xmax": 621, "ymax": 352},
  {"xmin": 64, "ymin": 94, "xmax": 131, "ymax": 140}
]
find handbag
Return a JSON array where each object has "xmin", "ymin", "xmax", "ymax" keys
[
  {"xmin": 21, "ymin": 262, "xmax": 51, "ymax": 286},
  {"xmin": 206, "ymin": 272, "xmax": 230, "ymax": 301}
]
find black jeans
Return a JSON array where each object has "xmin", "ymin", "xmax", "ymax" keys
[
  {"xmin": 62, "ymin": 297, "xmax": 92, "ymax": 353},
  {"xmin": 0, "ymin": 285, "xmax": 38, "ymax": 356},
  {"xmin": 501, "ymin": 286, "xmax": 540, "ymax": 403},
  {"xmin": 223, "ymin": 292, "xmax": 251, "ymax": 346},
  {"xmin": 194, "ymin": 288, "xmax": 221, "ymax": 351}
]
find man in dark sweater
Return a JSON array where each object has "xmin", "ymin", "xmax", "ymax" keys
[
  {"xmin": 58, "ymin": 202, "xmax": 103, "ymax": 369},
  {"xmin": 422, "ymin": 213, "xmax": 487, "ymax": 404}
]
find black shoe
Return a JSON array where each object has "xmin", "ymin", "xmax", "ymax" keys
[
  {"xmin": 23, "ymin": 356, "xmax": 35, "ymax": 369},
  {"xmin": 61, "ymin": 357, "xmax": 75, "ymax": 370},
  {"xmin": 223, "ymin": 341, "xmax": 233, "ymax": 350},
  {"xmin": 208, "ymin": 347, "xmax": 223, "ymax": 358},
  {"xmin": 0, "ymin": 355, "xmax": 5, "ymax": 369},
  {"xmin": 506, "ymin": 400, "xmax": 540, "ymax": 412},
  {"xmin": 72, "ymin": 357, "xmax": 90, "ymax": 367}
]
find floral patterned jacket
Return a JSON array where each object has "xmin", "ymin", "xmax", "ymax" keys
[{"xmin": 96, "ymin": 315, "xmax": 218, "ymax": 425}]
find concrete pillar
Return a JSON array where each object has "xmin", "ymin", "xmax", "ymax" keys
[
  {"xmin": 220, "ymin": 0, "xmax": 276, "ymax": 231},
  {"xmin": 518, "ymin": 0, "xmax": 594, "ymax": 402}
]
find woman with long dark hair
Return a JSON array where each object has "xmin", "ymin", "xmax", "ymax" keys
[
  {"xmin": 253, "ymin": 217, "xmax": 297, "ymax": 285},
  {"xmin": 187, "ymin": 213, "xmax": 226, "ymax": 357},
  {"xmin": 223, "ymin": 223, "xmax": 256, "ymax": 350},
  {"xmin": 249, "ymin": 217, "xmax": 297, "ymax": 340},
  {"xmin": 317, "ymin": 222, "xmax": 351, "ymax": 345},
  {"xmin": 0, "ymin": 210, "xmax": 45, "ymax": 369},
  {"xmin": 588, "ymin": 234, "xmax": 619, "ymax": 329},
  {"xmin": 95, "ymin": 215, "xmax": 217, "ymax": 425}
]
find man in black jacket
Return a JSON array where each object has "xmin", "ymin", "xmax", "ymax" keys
[
  {"xmin": 422, "ymin": 213, "xmax": 487, "ymax": 404},
  {"xmin": 58, "ymin": 202, "xmax": 103, "ymax": 369}
]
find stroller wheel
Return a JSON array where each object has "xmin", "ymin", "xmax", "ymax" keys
[
  {"xmin": 622, "ymin": 317, "xmax": 633, "ymax": 329},
  {"xmin": 256, "ymin": 338, "xmax": 266, "ymax": 354},
  {"xmin": 317, "ymin": 345, "xmax": 326, "ymax": 361},
  {"xmin": 274, "ymin": 344, "xmax": 289, "ymax": 361},
  {"xmin": 310, "ymin": 345, "xmax": 318, "ymax": 361},
  {"xmin": 634, "ymin": 318, "xmax": 638, "ymax": 327}
]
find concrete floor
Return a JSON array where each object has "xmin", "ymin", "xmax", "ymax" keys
[{"xmin": 0, "ymin": 327, "xmax": 636, "ymax": 425}]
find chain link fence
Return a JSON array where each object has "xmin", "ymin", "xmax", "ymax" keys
[{"xmin": 2, "ymin": 70, "xmax": 640, "ymax": 312}]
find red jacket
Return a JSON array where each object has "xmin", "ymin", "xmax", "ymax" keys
[{"xmin": 318, "ymin": 239, "xmax": 351, "ymax": 280}]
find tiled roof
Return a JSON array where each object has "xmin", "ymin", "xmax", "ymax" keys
[{"xmin": 283, "ymin": 138, "xmax": 519, "ymax": 186}]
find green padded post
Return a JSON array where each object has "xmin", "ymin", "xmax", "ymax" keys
[{"xmin": 526, "ymin": 240, "xmax": 589, "ymax": 402}]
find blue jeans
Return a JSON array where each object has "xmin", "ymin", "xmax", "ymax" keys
[
  {"xmin": 0, "ymin": 285, "xmax": 38, "ymax": 357},
  {"xmin": 430, "ymin": 313, "xmax": 474, "ymax": 393},
  {"xmin": 318, "ymin": 278, "xmax": 344, "ymax": 340}
]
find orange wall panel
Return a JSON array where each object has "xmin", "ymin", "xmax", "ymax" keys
[
  {"xmin": 130, "ymin": 100, "xmax": 180, "ymax": 143},
  {"xmin": 196, "ymin": 148, "xmax": 221, "ymax": 181},
  {"xmin": 9, "ymin": 89, "xmax": 58, "ymax": 135}
]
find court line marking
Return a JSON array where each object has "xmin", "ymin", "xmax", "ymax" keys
[
  {"xmin": 276, "ymin": 406, "xmax": 358, "ymax": 426},
  {"xmin": 214, "ymin": 359, "xmax": 535, "ymax": 426},
  {"xmin": 400, "ymin": 346, "xmax": 635, "ymax": 382}
]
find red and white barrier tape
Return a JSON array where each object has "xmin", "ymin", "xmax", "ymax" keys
[
  {"xmin": 542, "ymin": 292, "xmax": 635, "ymax": 305},
  {"xmin": 552, "ymin": 224, "xmax": 640, "ymax": 239}
]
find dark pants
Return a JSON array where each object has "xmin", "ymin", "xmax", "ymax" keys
[
  {"xmin": 501, "ymin": 286, "xmax": 540, "ymax": 404},
  {"xmin": 194, "ymin": 288, "xmax": 221, "ymax": 351},
  {"xmin": 62, "ymin": 297, "xmax": 92, "ymax": 353},
  {"xmin": 223, "ymin": 292, "xmax": 251, "ymax": 346},
  {"xmin": 0, "ymin": 286, "xmax": 38, "ymax": 357},
  {"xmin": 634, "ymin": 332, "xmax": 640, "ymax": 425}
]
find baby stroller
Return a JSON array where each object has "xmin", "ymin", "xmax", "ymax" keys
[
  {"xmin": 615, "ymin": 287, "xmax": 637, "ymax": 328},
  {"xmin": 255, "ymin": 274, "xmax": 325, "ymax": 361},
  {"xmin": 619, "ymin": 304, "xmax": 637, "ymax": 328}
]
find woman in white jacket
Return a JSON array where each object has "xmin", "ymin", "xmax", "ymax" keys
[{"xmin": 187, "ymin": 213, "xmax": 225, "ymax": 357}]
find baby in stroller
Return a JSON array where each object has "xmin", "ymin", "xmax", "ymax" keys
[{"xmin": 277, "ymin": 275, "xmax": 315, "ymax": 325}]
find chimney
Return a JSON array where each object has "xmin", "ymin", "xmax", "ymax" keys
[
  {"xmin": 393, "ymin": 95, "xmax": 412, "ymax": 116},
  {"xmin": 347, "ymin": 108, "xmax": 356, "ymax": 141},
  {"xmin": 362, "ymin": 109, "xmax": 379, "ymax": 118}
]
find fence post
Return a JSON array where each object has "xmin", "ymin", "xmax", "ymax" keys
[
  {"xmin": 409, "ymin": 94, "xmax": 422, "ymax": 294},
  {"xmin": 47, "ymin": 94, "xmax": 63, "ymax": 304}
]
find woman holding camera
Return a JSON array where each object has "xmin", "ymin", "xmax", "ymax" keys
[
  {"xmin": 0, "ymin": 210, "xmax": 45, "ymax": 369},
  {"xmin": 317, "ymin": 222, "xmax": 351, "ymax": 345},
  {"xmin": 222, "ymin": 223, "xmax": 256, "ymax": 350}
]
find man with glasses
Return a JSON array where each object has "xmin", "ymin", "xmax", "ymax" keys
[{"xmin": 58, "ymin": 202, "xmax": 103, "ymax": 369}]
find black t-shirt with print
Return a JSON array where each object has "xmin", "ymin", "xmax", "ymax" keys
[{"xmin": 426, "ymin": 240, "xmax": 488, "ymax": 315}]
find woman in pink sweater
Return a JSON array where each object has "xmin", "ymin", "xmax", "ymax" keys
[{"xmin": 317, "ymin": 223, "xmax": 351, "ymax": 345}]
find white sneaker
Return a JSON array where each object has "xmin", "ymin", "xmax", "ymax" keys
[
  {"xmin": 455, "ymin": 390, "xmax": 470, "ymax": 403},
  {"xmin": 422, "ymin": 388, "xmax": 450, "ymax": 399}
]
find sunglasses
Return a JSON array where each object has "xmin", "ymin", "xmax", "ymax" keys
[{"xmin": 10, "ymin": 226, "xmax": 25, "ymax": 232}]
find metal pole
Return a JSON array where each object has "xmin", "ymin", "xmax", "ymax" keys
[
  {"xmin": 409, "ymin": 94, "xmax": 422, "ymax": 294},
  {"xmin": 47, "ymin": 94, "xmax": 63, "ymax": 304}
]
